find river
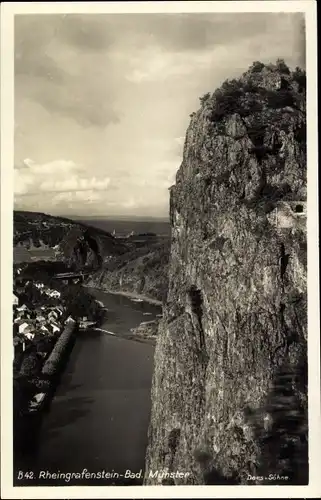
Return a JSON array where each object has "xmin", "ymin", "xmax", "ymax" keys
[
  {"xmin": 20, "ymin": 288, "xmax": 161, "ymax": 486},
  {"xmin": 88, "ymin": 287, "xmax": 162, "ymax": 338}
]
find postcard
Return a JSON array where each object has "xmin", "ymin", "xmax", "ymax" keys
[{"xmin": 1, "ymin": 1, "xmax": 320, "ymax": 498}]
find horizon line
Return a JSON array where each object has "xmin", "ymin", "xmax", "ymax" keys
[{"xmin": 14, "ymin": 208, "xmax": 170, "ymax": 221}]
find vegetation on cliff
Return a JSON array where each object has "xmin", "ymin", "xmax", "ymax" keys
[
  {"xmin": 14, "ymin": 210, "xmax": 128, "ymax": 270},
  {"xmin": 88, "ymin": 238, "xmax": 170, "ymax": 303},
  {"xmin": 146, "ymin": 60, "xmax": 307, "ymax": 485},
  {"xmin": 13, "ymin": 210, "xmax": 169, "ymax": 300}
]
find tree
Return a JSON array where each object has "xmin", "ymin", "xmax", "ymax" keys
[
  {"xmin": 19, "ymin": 351, "xmax": 43, "ymax": 377},
  {"xmin": 62, "ymin": 284, "xmax": 102, "ymax": 321},
  {"xmin": 199, "ymin": 92, "xmax": 211, "ymax": 106},
  {"xmin": 276, "ymin": 58, "xmax": 291, "ymax": 74},
  {"xmin": 13, "ymin": 376, "xmax": 35, "ymax": 417},
  {"xmin": 249, "ymin": 61, "xmax": 265, "ymax": 73},
  {"xmin": 292, "ymin": 67, "xmax": 306, "ymax": 92},
  {"xmin": 35, "ymin": 336, "xmax": 54, "ymax": 355}
]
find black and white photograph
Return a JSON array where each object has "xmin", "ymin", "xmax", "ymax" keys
[{"xmin": 1, "ymin": 1, "xmax": 320, "ymax": 498}]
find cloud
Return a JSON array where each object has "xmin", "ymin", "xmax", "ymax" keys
[
  {"xmin": 15, "ymin": 16, "xmax": 121, "ymax": 128},
  {"xmin": 14, "ymin": 159, "xmax": 110, "ymax": 197},
  {"xmin": 14, "ymin": 13, "xmax": 305, "ymax": 217},
  {"xmin": 15, "ymin": 13, "xmax": 305, "ymax": 128},
  {"xmin": 126, "ymin": 14, "xmax": 305, "ymax": 85},
  {"xmin": 52, "ymin": 189, "xmax": 104, "ymax": 204},
  {"xmin": 20, "ymin": 13, "xmax": 302, "ymax": 56}
]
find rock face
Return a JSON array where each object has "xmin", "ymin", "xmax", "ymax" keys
[
  {"xmin": 87, "ymin": 239, "xmax": 170, "ymax": 302},
  {"xmin": 145, "ymin": 61, "xmax": 307, "ymax": 485}
]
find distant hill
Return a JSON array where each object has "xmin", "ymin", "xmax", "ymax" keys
[
  {"xmin": 13, "ymin": 210, "xmax": 128, "ymax": 269},
  {"xmin": 72, "ymin": 218, "xmax": 171, "ymax": 238},
  {"xmin": 67, "ymin": 214, "xmax": 169, "ymax": 222},
  {"xmin": 14, "ymin": 210, "xmax": 172, "ymax": 302},
  {"xmin": 87, "ymin": 238, "xmax": 170, "ymax": 303},
  {"xmin": 13, "ymin": 211, "xmax": 171, "ymax": 302}
]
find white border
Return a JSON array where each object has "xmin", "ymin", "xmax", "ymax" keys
[{"xmin": 1, "ymin": 1, "xmax": 320, "ymax": 498}]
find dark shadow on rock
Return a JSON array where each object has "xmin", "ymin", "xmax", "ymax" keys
[
  {"xmin": 245, "ymin": 351, "xmax": 308, "ymax": 485},
  {"xmin": 204, "ymin": 468, "xmax": 240, "ymax": 485}
]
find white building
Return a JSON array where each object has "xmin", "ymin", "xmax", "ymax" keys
[{"xmin": 18, "ymin": 322, "xmax": 32, "ymax": 335}]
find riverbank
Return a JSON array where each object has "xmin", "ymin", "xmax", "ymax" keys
[
  {"xmin": 13, "ymin": 321, "xmax": 78, "ymax": 468},
  {"xmin": 83, "ymin": 284, "xmax": 163, "ymax": 306},
  {"xmin": 14, "ymin": 285, "xmax": 159, "ymax": 485},
  {"xmin": 20, "ymin": 329, "xmax": 155, "ymax": 486},
  {"xmin": 128, "ymin": 320, "xmax": 159, "ymax": 345}
]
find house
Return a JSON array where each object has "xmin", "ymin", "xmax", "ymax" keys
[
  {"xmin": 24, "ymin": 331, "xmax": 35, "ymax": 340},
  {"xmin": 52, "ymin": 306, "xmax": 64, "ymax": 318},
  {"xmin": 56, "ymin": 306, "xmax": 64, "ymax": 315},
  {"xmin": 48, "ymin": 310, "xmax": 59, "ymax": 321},
  {"xmin": 44, "ymin": 288, "xmax": 61, "ymax": 299},
  {"xmin": 13, "ymin": 294, "xmax": 19, "ymax": 306},
  {"xmin": 16, "ymin": 310, "xmax": 31, "ymax": 321},
  {"xmin": 48, "ymin": 321, "xmax": 60, "ymax": 334},
  {"xmin": 29, "ymin": 392, "xmax": 46, "ymax": 412},
  {"xmin": 36, "ymin": 314, "xmax": 47, "ymax": 323},
  {"xmin": 16, "ymin": 304, "xmax": 28, "ymax": 312},
  {"xmin": 18, "ymin": 322, "xmax": 32, "ymax": 335}
]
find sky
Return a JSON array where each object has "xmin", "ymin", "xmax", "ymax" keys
[{"xmin": 14, "ymin": 12, "xmax": 305, "ymax": 218}]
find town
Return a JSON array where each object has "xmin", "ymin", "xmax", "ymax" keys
[{"xmin": 13, "ymin": 263, "xmax": 104, "ymax": 457}]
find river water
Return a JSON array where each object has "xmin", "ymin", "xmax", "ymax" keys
[
  {"xmin": 22, "ymin": 288, "xmax": 161, "ymax": 486},
  {"xmin": 88, "ymin": 287, "xmax": 162, "ymax": 337}
]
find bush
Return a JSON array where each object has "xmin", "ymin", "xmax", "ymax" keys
[
  {"xmin": 276, "ymin": 58, "xmax": 291, "ymax": 74},
  {"xmin": 35, "ymin": 336, "xmax": 54, "ymax": 355},
  {"xmin": 13, "ymin": 376, "xmax": 36, "ymax": 416},
  {"xmin": 292, "ymin": 67, "xmax": 306, "ymax": 92},
  {"xmin": 29, "ymin": 377, "xmax": 51, "ymax": 391},
  {"xmin": 61, "ymin": 284, "xmax": 102, "ymax": 321},
  {"xmin": 196, "ymin": 60, "xmax": 306, "ymax": 125},
  {"xmin": 199, "ymin": 92, "xmax": 211, "ymax": 106},
  {"xmin": 42, "ymin": 323, "xmax": 76, "ymax": 376},
  {"xmin": 265, "ymin": 89, "xmax": 295, "ymax": 109},
  {"xmin": 211, "ymin": 80, "xmax": 244, "ymax": 121},
  {"xmin": 19, "ymin": 351, "xmax": 43, "ymax": 377},
  {"xmin": 249, "ymin": 61, "xmax": 265, "ymax": 73}
]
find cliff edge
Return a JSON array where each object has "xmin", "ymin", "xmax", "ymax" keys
[{"xmin": 145, "ymin": 60, "xmax": 307, "ymax": 485}]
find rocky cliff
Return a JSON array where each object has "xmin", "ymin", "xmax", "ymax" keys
[
  {"xmin": 87, "ymin": 238, "xmax": 170, "ymax": 302},
  {"xmin": 59, "ymin": 225, "xmax": 128, "ymax": 270},
  {"xmin": 145, "ymin": 61, "xmax": 307, "ymax": 485}
]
